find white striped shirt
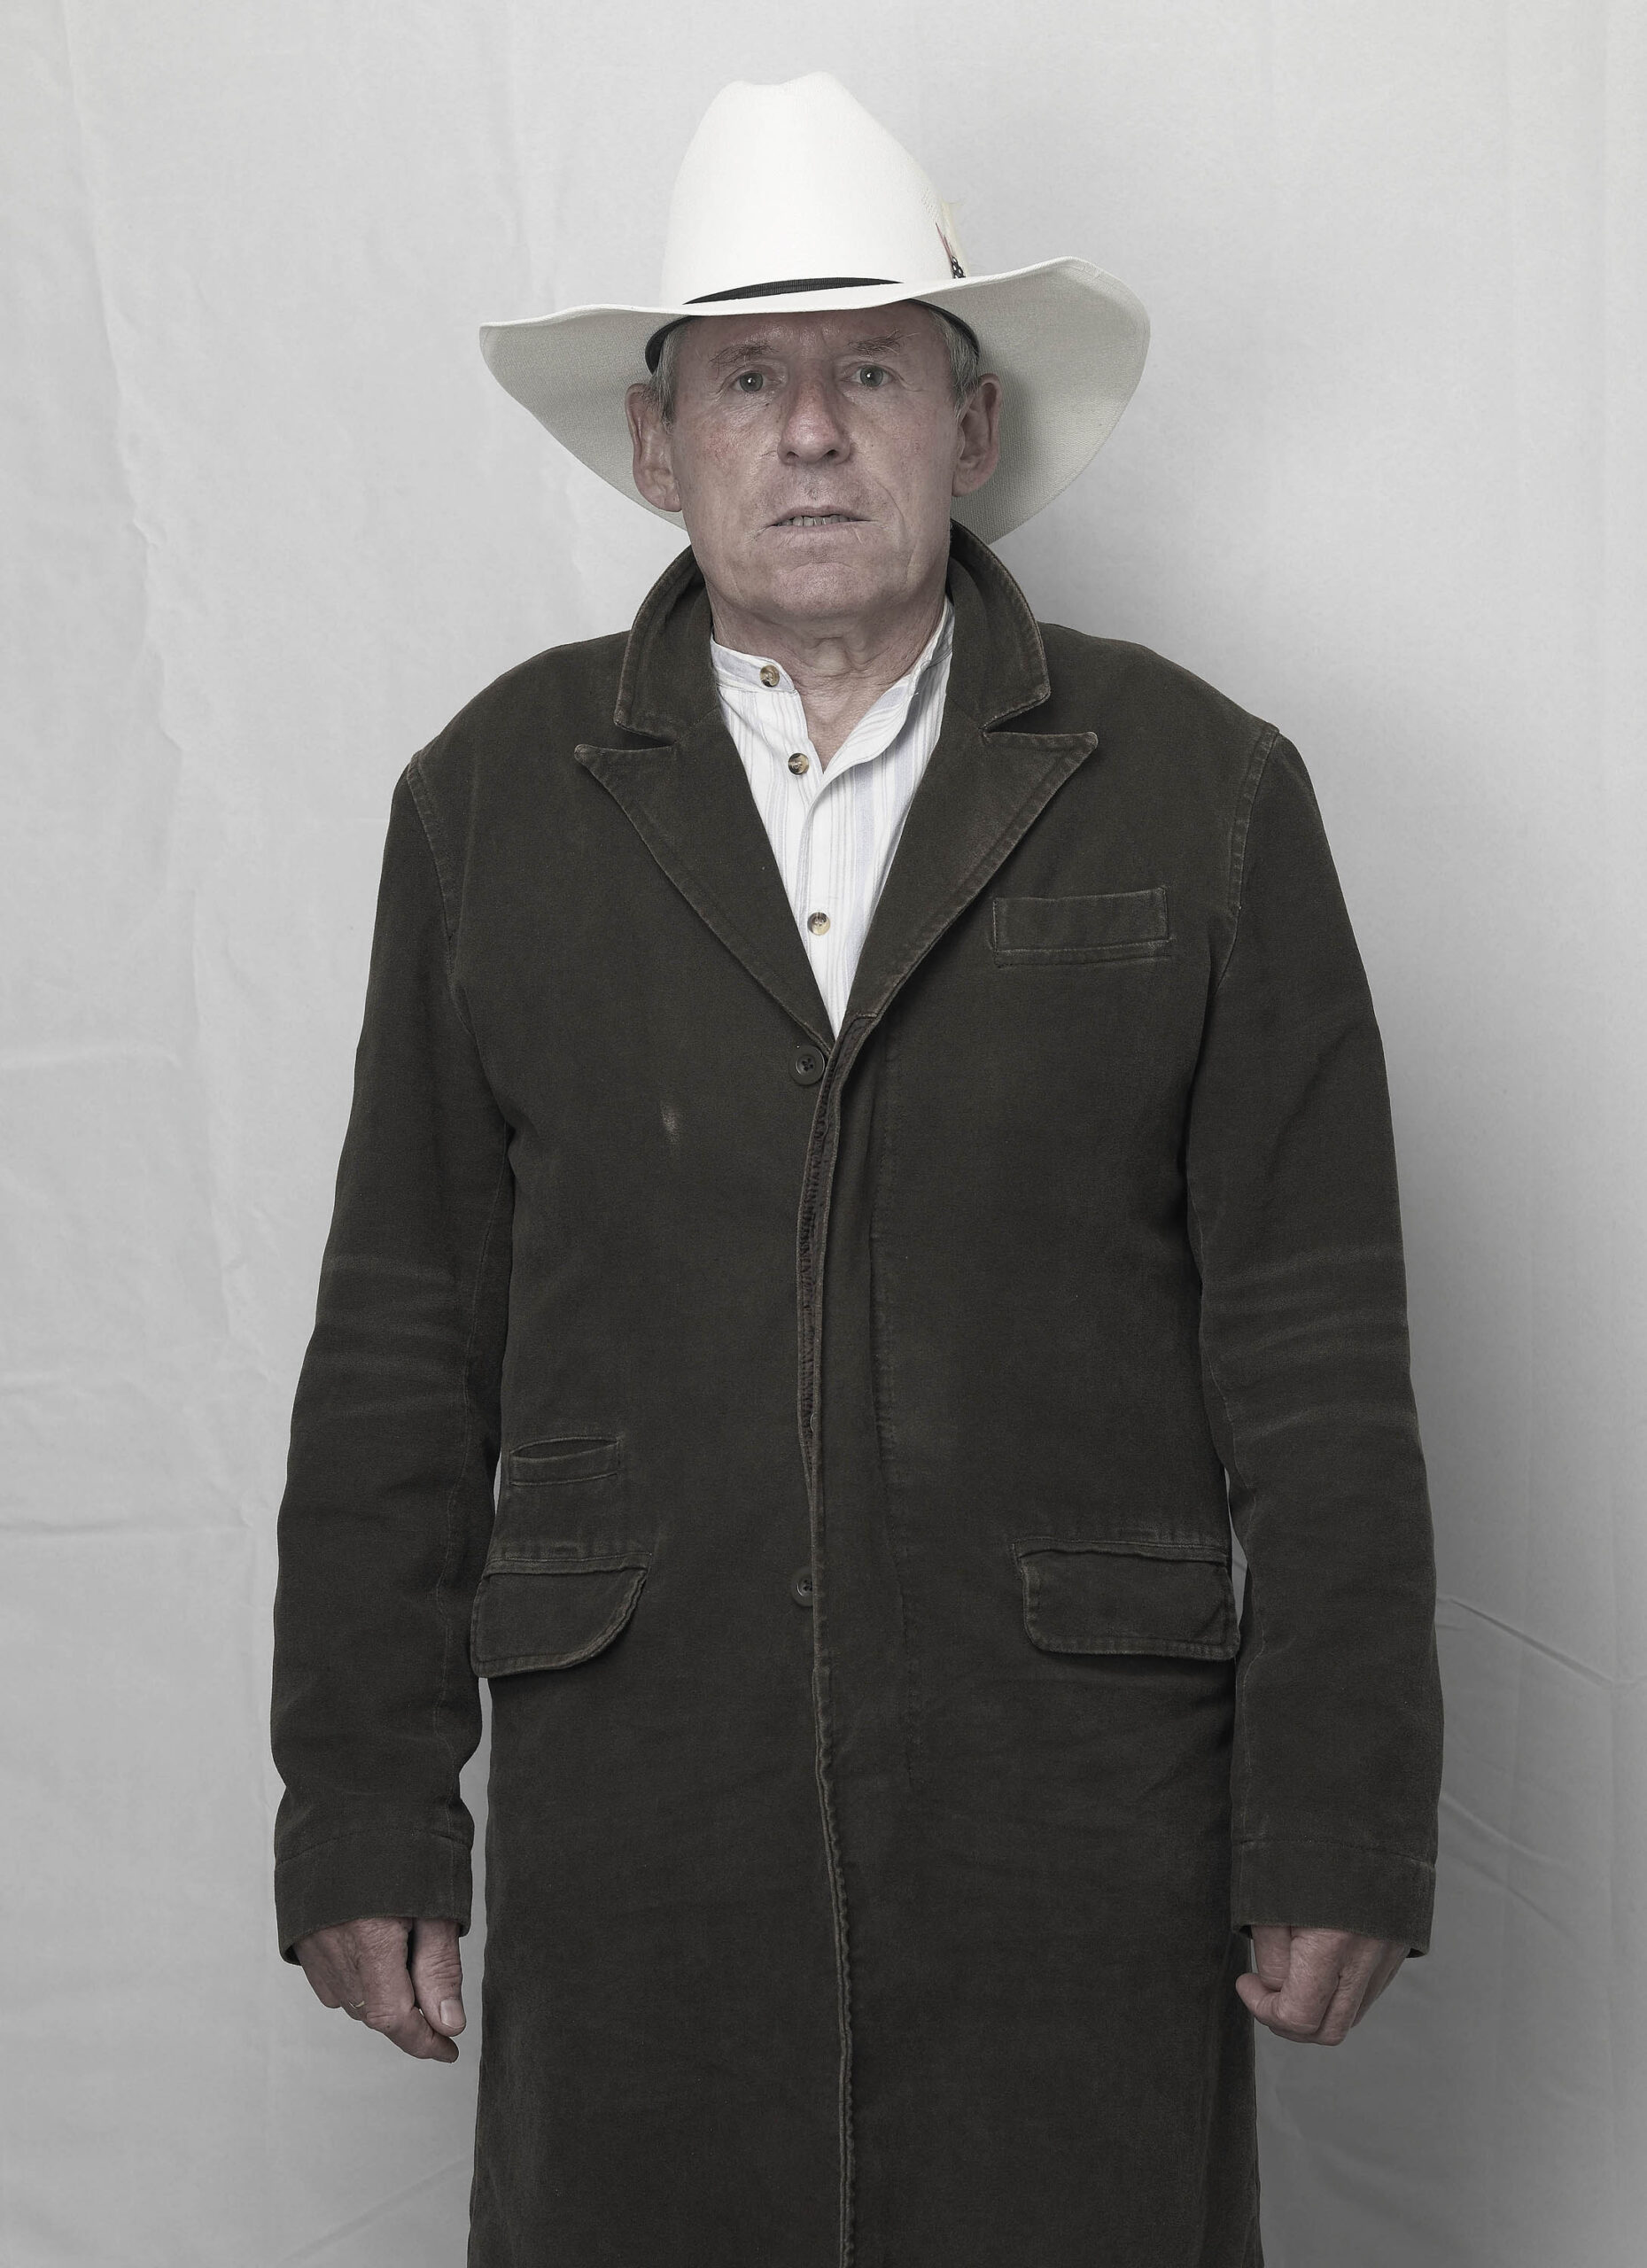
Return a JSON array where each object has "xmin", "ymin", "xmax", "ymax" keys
[{"xmin": 709, "ymin": 597, "xmax": 955, "ymax": 1036}]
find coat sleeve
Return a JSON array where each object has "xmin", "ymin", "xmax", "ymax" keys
[
  {"xmin": 270, "ymin": 759, "xmax": 512, "ymax": 1961},
  {"xmin": 1184, "ymin": 729, "xmax": 1443, "ymax": 1955}
]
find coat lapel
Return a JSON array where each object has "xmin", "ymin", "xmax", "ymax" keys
[
  {"xmin": 839, "ymin": 526, "xmax": 1097, "ymax": 1030},
  {"xmin": 574, "ymin": 524, "xmax": 1095, "ymax": 1054},
  {"xmin": 574, "ymin": 549, "xmax": 835, "ymax": 1049}
]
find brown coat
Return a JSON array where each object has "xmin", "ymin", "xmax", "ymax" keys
[{"xmin": 271, "ymin": 523, "xmax": 1444, "ymax": 2267}]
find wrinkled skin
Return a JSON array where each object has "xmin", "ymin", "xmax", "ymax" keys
[
  {"xmin": 625, "ymin": 301, "xmax": 1001, "ymax": 764},
  {"xmin": 1238, "ymin": 1925, "xmax": 1409, "ymax": 2044},
  {"xmin": 297, "ymin": 1914, "xmax": 465, "ymax": 2062}
]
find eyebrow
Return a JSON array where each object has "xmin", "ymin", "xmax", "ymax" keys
[{"xmin": 703, "ymin": 331, "xmax": 911, "ymax": 372}]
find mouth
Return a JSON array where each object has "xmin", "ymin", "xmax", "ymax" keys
[{"xmin": 769, "ymin": 512, "xmax": 864, "ymax": 529}]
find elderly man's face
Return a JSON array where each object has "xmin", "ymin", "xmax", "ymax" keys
[{"xmin": 626, "ymin": 305, "xmax": 1000, "ymax": 637}]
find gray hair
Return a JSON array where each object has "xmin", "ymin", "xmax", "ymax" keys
[{"xmin": 643, "ymin": 305, "xmax": 983, "ymax": 426}]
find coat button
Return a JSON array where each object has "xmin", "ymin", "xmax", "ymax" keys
[
  {"xmin": 788, "ymin": 751, "xmax": 809, "ymax": 774},
  {"xmin": 790, "ymin": 1566, "xmax": 815, "ymax": 1605},
  {"xmin": 790, "ymin": 1043, "xmax": 827, "ymax": 1086},
  {"xmin": 759, "ymin": 664, "xmax": 781, "ymax": 687}
]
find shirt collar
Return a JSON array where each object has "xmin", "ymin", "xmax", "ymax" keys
[{"xmin": 708, "ymin": 596, "xmax": 954, "ymax": 723}]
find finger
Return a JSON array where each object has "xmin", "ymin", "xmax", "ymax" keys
[
  {"xmin": 1262, "ymin": 1936, "xmax": 1392, "ymax": 2045},
  {"xmin": 1235, "ymin": 1970, "xmax": 1317, "ymax": 2036},
  {"xmin": 1236, "ymin": 1967, "xmax": 1314, "ymax": 2035},
  {"xmin": 355, "ymin": 1958, "xmax": 452, "ymax": 2060},
  {"xmin": 1352, "ymin": 1945, "xmax": 1409, "ymax": 2025},
  {"xmin": 303, "ymin": 1963, "xmax": 345, "ymax": 2010},
  {"xmin": 1304, "ymin": 1957, "xmax": 1370, "ymax": 2047},
  {"xmin": 1239, "ymin": 1936, "xmax": 1341, "ymax": 2041},
  {"xmin": 294, "ymin": 1930, "xmax": 349, "ymax": 2010},
  {"xmin": 351, "ymin": 1920, "xmax": 457, "ymax": 2062},
  {"xmin": 1239, "ymin": 1977, "xmax": 1338, "ymax": 2043},
  {"xmin": 1247, "ymin": 1924, "xmax": 1294, "ymax": 1990},
  {"xmin": 338, "ymin": 1916, "xmax": 411, "ymax": 2023},
  {"xmin": 371, "ymin": 1995, "xmax": 461, "ymax": 2062},
  {"xmin": 409, "ymin": 1917, "xmax": 466, "ymax": 2038},
  {"xmin": 1324, "ymin": 1939, "xmax": 1402, "ymax": 2036}
]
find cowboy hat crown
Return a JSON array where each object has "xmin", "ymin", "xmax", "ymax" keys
[
  {"xmin": 656, "ymin": 73, "xmax": 971, "ymax": 311},
  {"xmin": 478, "ymin": 72, "xmax": 1149, "ymax": 543}
]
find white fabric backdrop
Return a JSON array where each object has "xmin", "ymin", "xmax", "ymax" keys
[{"xmin": 4, "ymin": 4, "xmax": 1642, "ymax": 2262}]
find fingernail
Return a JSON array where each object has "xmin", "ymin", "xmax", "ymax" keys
[{"xmin": 441, "ymin": 1999, "xmax": 465, "ymax": 2032}]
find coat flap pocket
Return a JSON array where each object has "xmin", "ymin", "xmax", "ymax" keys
[
  {"xmin": 506, "ymin": 1434, "xmax": 621, "ymax": 1485},
  {"xmin": 491, "ymin": 1433, "xmax": 643, "ymax": 1570},
  {"xmin": 1013, "ymin": 1539, "xmax": 1239, "ymax": 1659},
  {"xmin": 470, "ymin": 1555, "xmax": 649, "ymax": 1679},
  {"xmin": 991, "ymin": 887, "xmax": 1171, "ymax": 963}
]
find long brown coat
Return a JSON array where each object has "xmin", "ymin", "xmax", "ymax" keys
[{"xmin": 271, "ymin": 524, "xmax": 1444, "ymax": 2267}]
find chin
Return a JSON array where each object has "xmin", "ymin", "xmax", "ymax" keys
[{"xmin": 761, "ymin": 558, "xmax": 889, "ymax": 614}]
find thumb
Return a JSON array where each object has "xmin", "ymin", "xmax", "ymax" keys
[
  {"xmin": 1247, "ymin": 1923, "xmax": 1294, "ymax": 1989},
  {"xmin": 409, "ymin": 1916, "xmax": 466, "ymax": 2037}
]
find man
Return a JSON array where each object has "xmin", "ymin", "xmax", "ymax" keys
[{"xmin": 272, "ymin": 72, "xmax": 1443, "ymax": 2267}]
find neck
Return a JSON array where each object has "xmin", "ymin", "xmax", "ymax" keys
[{"xmin": 708, "ymin": 580, "xmax": 947, "ymax": 768}]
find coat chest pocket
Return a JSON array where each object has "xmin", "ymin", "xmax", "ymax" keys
[
  {"xmin": 470, "ymin": 1434, "xmax": 652, "ymax": 1678},
  {"xmin": 1012, "ymin": 1537, "xmax": 1239, "ymax": 1660},
  {"xmin": 990, "ymin": 886, "xmax": 1172, "ymax": 965}
]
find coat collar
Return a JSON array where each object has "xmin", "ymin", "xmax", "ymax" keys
[
  {"xmin": 610, "ymin": 518, "xmax": 1052, "ymax": 738},
  {"xmin": 574, "ymin": 522, "xmax": 1098, "ymax": 1050}
]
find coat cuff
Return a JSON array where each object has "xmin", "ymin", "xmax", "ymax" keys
[
  {"xmin": 1231, "ymin": 1835, "xmax": 1436, "ymax": 1956},
  {"xmin": 274, "ymin": 1829, "xmax": 472, "ymax": 1963}
]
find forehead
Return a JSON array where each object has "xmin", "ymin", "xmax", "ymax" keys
[{"xmin": 679, "ymin": 302, "xmax": 944, "ymax": 372}]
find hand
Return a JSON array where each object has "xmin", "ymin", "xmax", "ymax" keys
[
  {"xmin": 295, "ymin": 1915, "xmax": 466, "ymax": 2062},
  {"xmin": 1235, "ymin": 1924, "xmax": 1408, "ymax": 2046}
]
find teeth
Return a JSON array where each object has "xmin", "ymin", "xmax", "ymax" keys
[{"xmin": 784, "ymin": 514, "xmax": 850, "ymax": 525}]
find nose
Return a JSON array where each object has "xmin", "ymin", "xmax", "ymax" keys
[{"xmin": 779, "ymin": 372, "xmax": 850, "ymax": 463}]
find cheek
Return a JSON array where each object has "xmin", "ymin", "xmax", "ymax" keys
[
  {"xmin": 883, "ymin": 430, "xmax": 963, "ymax": 526},
  {"xmin": 688, "ymin": 432, "xmax": 763, "ymax": 511},
  {"xmin": 875, "ymin": 400, "xmax": 959, "ymax": 475}
]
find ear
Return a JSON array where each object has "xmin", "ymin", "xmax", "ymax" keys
[
  {"xmin": 952, "ymin": 373, "xmax": 1003, "ymax": 500},
  {"xmin": 626, "ymin": 382, "xmax": 683, "ymax": 514}
]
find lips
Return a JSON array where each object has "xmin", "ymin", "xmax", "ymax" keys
[{"xmin": 770, "ymin": 511, "xmax": 863, "ymax": 527}]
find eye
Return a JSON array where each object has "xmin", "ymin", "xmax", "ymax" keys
[
  {"xmin": 855, "ymin": 365, "xmax": 890, "ymax": 388},
  {"xmin": 734, "ymin": 370, "xmax": 765, "ymax": 393}
]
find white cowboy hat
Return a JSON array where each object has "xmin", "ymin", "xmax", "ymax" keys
[{"xmin": 478, "ymin": 73, "xmax": 1149, "ymax": 545}]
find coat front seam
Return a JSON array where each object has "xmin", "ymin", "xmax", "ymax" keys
[
  {"xmin": 796, "ymin": 1027, "xmax": 870, "ymax": 2268},
  {"xmin": 867, "ymin": 1014, "xmax": 924, "ymax": 1790}
]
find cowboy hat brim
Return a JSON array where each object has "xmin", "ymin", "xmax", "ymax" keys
[{"xmin": 478, "ymin": 258, "xmax": 1149, "ymax": 547}]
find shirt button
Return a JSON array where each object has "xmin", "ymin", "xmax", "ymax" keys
[
  {"xmin": 760, "ymin": 664, "xmax": 781, "ymax": 687},
  {"xmin": 791, "ymin": 1566, "xmax": 815, "ymax": 1605},
  {"xmin": 807, "ymin": 911, "xmax": 830, "ymax": 935},
  {"xmin": 790, "ymin": 1043, "xmax": 827, "ymax": 1086},
  {"xmin": 788, "ymin": 751, "xmax": 809, "ymax": 774}
]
